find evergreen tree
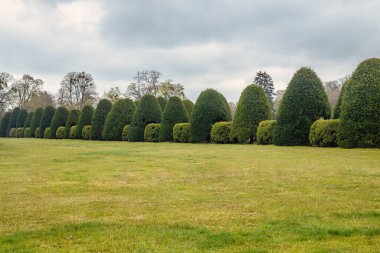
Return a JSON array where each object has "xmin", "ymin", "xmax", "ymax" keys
[
  {"xmin": 30, "ymin": 107, "xmax": 43, "ymax": 137},
  {"xmin": 91, "ymin": 99, "xmax": 113, "ymax": 140},
  {"xmin": 182, "ymin": 99, "xmax": 194, "ymax": 117},
  {"xmin": 254, "ymin": 71, "xmax": 275, "ymax": 101},
  {"xmin": 64, "ymin": 109, "xmax": 80, "ymax": 139},
  {"xmin": 39, "ymin": 106, "xmax": 56, "ymax": 138},
  {"xmin": 50, "ymin": 106, "xmax": 69, "ymax": 139},
  {"xmin": 157, "ymin": 96, "xmax": 167, "ymax": 111},
  {"xmin": 24, "ymin": 112, "xmax": 34, "ymax": 129},
  {"xmin": 0, "ymin": 112, "xmax": 12, "ymax": 137},
  {"xmin": 16, "ymin": 109, "xmax": 28, "ymax": 128},
  {"xmin": 6, "ymin": 107, "xmax": 20, "ymax": 137},
  {"xmin": 76, "ymin": 105, "xmax": 94, "ymax": 139}
]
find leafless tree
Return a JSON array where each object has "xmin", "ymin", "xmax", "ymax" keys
[
  {"xmin": 103, "ymin": 86, "xmax": 123, "ymax": 104},
  {"xmin": 157, "ymin": 80, "xmax": 185, "ymax": 100},
  {"xmin": 0, "ymin": 72, "xmax": 16, "ymax": 113},
  {"xmin": 12, "ymin": 74, "xmax": 43, "ymax": 109},
  {"xmin": 126, "ymin": 70, "xmax": 161, "ymax": 100},
  {"xmin": 24, "ymin": 91, "xmax": 55, "ymax": 111}
]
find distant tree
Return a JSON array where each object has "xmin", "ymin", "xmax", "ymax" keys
[
  {"xmin": 103, "ymin": 86, "xmax": 123, "ymax": 104},
  {"xmin": 127, "ymin": 70, "xmax": 161, "ymax": 99},
  {"xmin": 0, "ymin": 72, "xmax": 16, "ymax": 113},
  {"xmin": 24, "ymin": 91, "xmax": 55, "ymax": 111},
  {"xmin": 324, "ymin": 75, "xmax": 349, "ymax": 110},
  {"xmin": 272, "ymin": 90, "xmax": 285, "ymax": 117},
  {"xmin": 12, "ymin": 74, "xmax": 43, "ymax": 108},
  {"xmin": 229, "ymin": 102, "xmax": 236, "ymax": 118},
  {"xmin": 157, "ymin": 80, "xmax": 185, "ymax": 99},
  {"xmin": 254, "ymin": 71, "xmax": 275, "ymax": 101}
]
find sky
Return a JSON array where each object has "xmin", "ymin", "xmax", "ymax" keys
[{"xmin": 1, "ymin": 0, "xmax": 379, "ymax": 102}]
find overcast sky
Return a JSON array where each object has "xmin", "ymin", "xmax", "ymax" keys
[{"xmin": 1, "ymin": 0, "xmax": 379, "ymax": 102}]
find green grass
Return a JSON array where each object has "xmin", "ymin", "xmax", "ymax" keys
[{"xmin": 0, "ymin": 139, "xmax": 379, "ymax": 252}]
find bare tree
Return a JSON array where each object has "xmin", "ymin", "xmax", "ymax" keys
[
  {"xmin": 103, "ymin": 86, "xmax": 123, "ymax": 104},
  {"xmin": 324, "ymin": 75, "xmax": 350, "ymax": 108},
  {"xmin": 157, "ymin": 80, "xmax": 185, "ymax": 99},
  {"xmin": 0, "ymin": 72, "xmax": 16, "ymax": 113},
  {"xmin": 12, "ymin": 74, "xmax": 43, "ymax": 109},
  {"xmin": 126, "ymin": 70, "xmax": 161, "ymax": 100},
  {"xmin": 24, "ymin": 91, "xmax": 55, "ymax": 111}
]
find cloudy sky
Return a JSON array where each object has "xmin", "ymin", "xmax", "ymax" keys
[{"xmin": 1, "ymin": 0, "xmax": 379, "ymax": 101}]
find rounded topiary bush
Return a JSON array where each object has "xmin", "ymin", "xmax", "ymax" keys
[
  {"xmin": 274, "ymin": 67, "xmax": 331, "ymax": 146},
  {"xmin": 65, "ymin": 109, "xmax": 80, "ymax": 139},
  {"xmin": 159, "ymin": 96, "xmax": 189, "ymax": 142},
  {"xmin": 211, "ymin": 122, "xmax": 232, "ymax": 144},
  {"xmin": 189, "ymin": 89, "xmax": 231, "ymax": 143},
  {"xmin": 173, "ymin": 123, "xmax": 190, "ymax": 143},
  {"xmin": 69, "ymin": 126, "xmax": 77, "ymax": 139},
  {"xmin": 16, "ymin": 128, "xmax": 24, "ymax": 138},
  {"xmin": 9, "ymin": 128, "xmax": 16, "ymax": 137},
  {"xmin": 338, "ymin": 58, "xmax": 380, "ymax": 148},
  {"xmin": 56, "ymin": 126, "xmax": 65, "ymax": 139},
  {"xmin": 24, "ymin": 112, "xmax": 34, "ymax": 129},
  {"xmin": 157, "ymin": 97, "xmax": 167, "ymax": 111},
  {"xmin": 103, "ymin": 98, "xmax": 136, "ymax": 141},
  {"xmin": 256, "ymin": 120, "xmax": 277, "ymax": 145},
  {"xmin": 0, "ymin": 112, "xmax": 12, "ymax": 137},
  {"xmin": 91, "ymin": 99, "xmax": 113, "ymax": 140},
  {"xmin": 144, "ymin": 123, "xmax": 161, "ymax": 142},
  {"xmin": 6, "ymin": 107, "xmax": 20, "ymax": 137},
  {"xmin": 309, "ymin": 119, "xmax": 340, "ymax": 147},
  {"xmin": 127, "ymin": 95, "xmax": 161, "ymax": 142},
  {"xmin": 35, "ymin": 127, "xmax": 41, "ymax": 138},
  {"xmin": 230, "ymin": 84, "xmax": 271, "ymax": 143},
  {"xmin": 182, "ymin": 99, "xmax": 194, "ymax": 117},
  {"xmin": 16, "ymin": 109, "xmax": 28, "ymax": 128},
  {"xmin": 122, "ymin": 125, "xmax": 130, "ymax": 141},
  {"xmin": 50, "ymin": 106, "xmax": 69, "ymax": 139},
  {"xmin": 82, "ymin": 125, "xmax": 91, "ymax": 140},
  {"xmin": 39, "ymin": 106, "xmax": 56, "ymax": 138},
  {"xmin": 76, "ymin": 105, "xmax": 94, "ymax": 139},
  {"xmin": 24, "ymin": 127, "xmax": 31, "ymax": 138},
  {"xmin": 44, "ymin": 127, "xmax": 51, "ymax": 139},
  {"xmin": 30, "ymin": 107, "xmax": 43, "ymax": 137}
]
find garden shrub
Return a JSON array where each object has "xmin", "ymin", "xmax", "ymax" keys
[
  {"xmin": 256, "ymin": 120, "xmax": 277, "ymax": 144},
  {"xmin": 9, "ymin": 128, "xmax": 16, "ymax": 137},
  {"xmin": 56, "ymin": 126, "xmax": 65, "ymax": 139},
  {"xmin": 309, "ymin": 119, "xmax": 340, "ymax": 147},
  {"xmin": 122, "ymin": 125, "xmax": 130, "ymax": 141},
  {"xmin": 333, "ymin": 79, "xmax": 349, "ymax": 119},
  {"xmin": 157, "ymin": 97, "xmax": 167, "ymax": 111},
  {"xmin": 24, "ymin": 127, "xmax": 31, "ymax": 138},
  {"xmin": 24, "ymin": 112, "xmax": 34, "ymax": 129},
  {"xmin": 274, "ymin": 67, "xmax": 331, "ymax": 146},
  {"xmin": 0, "ymin": 112, "xmax": 11, "ymax": 137},
  {"xmin": 35, "ymin": 127, "xmax": 41, "ymax": 138},
  {"xmin": 211, "ymin": 122, "xmax": 232, "ymax": 144},
  {"xmin": 230, "ymin": 84, "xmax": 271, "ymax": 143},
  {"xmin": 82, "ymin": 125, "xmax": 92, "ymax": 140},
  {"xmin": 44, "ymin": 127, "xmax": 51, "ymax": 139},
  {"xmin": 16, "ymin": 109, "xmax": 28, "ymax": 128},
  {"xmin": 219, "ymin": 92, "xmax": 232, "ymax": 121},
  {"xmin": 76, "ymin": 105, "xmax": 94, "ymax": 139},
  {"xmin": 50, "ymin": 106, "xmax": 69, "ymax": 139},
  {"xmin": 91, "ymin": 99, "xmax": 113, "ymax": 140},
  {"xmin": 69, "ymin": 126, "xmax": 77, "ymax": 139},
  {"xmin": 16, "ymin": 128, "xmax": 24, "ymax": 138},
  {"xmin": 64, "ymin": 109, "xmax": 80, "ymax": 139},
  {"xmin": 173, "ymin": 123, "xmax": 190, "ymax": 143},
  {"xmin": 6, "ymin": 107, "xmax": 20, "ymax": 137},
  {"xmin": 30, "ymin": 107, "xmax": 43, "ymax": 137},
  {"xmin": 103, "ymin": 99, "xmax": 136, "ymax": 141},
  {"xmin": 182, "ymin": 99, "xmax": 194, "ymax": 117},
  {"xmin": 39, "ymin": 106, "xmax": 56, "ymax": 138},
  {"xmin": 144, "ymin": 123, "xmax": 161, "ymax": 142}
]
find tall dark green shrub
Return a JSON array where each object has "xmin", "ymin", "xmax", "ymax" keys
[
  {"xmin": 273, "ymin": 67, "xmax": 331, "ymax": 146},
  {"xmin": 50, "ymin": 106, "xmax": 69, "ymax": 139},
  {"xmin": 230, "ymin": 84, "xmax": 271, "ymax": 143},
  {"xmin": 0, "ymin": 112, "xmax": 11, "ymax": 137},
  {"xmin": 219, "ymin": 92, "xmax": 232, "ymax": 121},
  {"xmin": 159, "ymin": 96, "xmax": 189, "ymax": 142},
  {"xmin": 127, "ymin": 95, "xmax": 161, "ymax": 142},
  {"xmin": 64, "ymin": 109, "xmax": 80, "ymax": 139},
  {"xmin": 76, "ymin": 105, "xmax": 94, "ymax": 139},
  {"xmin": 24, "ymin": 112, "xmax": 34, "ymax": 129},
  {"xmin": 338, "ymin": 58, "xmax": 380, "ymax": 148},
  {"xmin": 6, "ymin": 107, "xmax": 20, "ymax": 137},
  {"xmin": 189, "ymin": 89, "xmax": 230, "ymax": 143},
  {"xmin": 16, "ymin": 109, "xmax": 28, "ymax": 128},
  {"xmin": 182, "ymin": 99, "xmax": 194, "ymax": 117},
  {"xmin": 157, "ymin": 97, "xmax": 167, "ymax": 111},
  {"xmin": 103, "ymin": 99, "xmax": 136, "ymax": 141},
  {"xmin": 91, "ymin": 99, "xmax": 113, "ymax": 140},
  {"xmin": 39, "ymin": 106, "xmax": 56, "ymax": 138},
  {"xmin": 30, "ymin": 107, "xmax": 43, "ymax": 137},
  {"xmin": 333, "ymin": 79, "xmax": 349, "ymax": 119}
]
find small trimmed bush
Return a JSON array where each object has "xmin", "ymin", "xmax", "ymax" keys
[
  {"xmin": 16, "ymin": 109, "xmax": 28, "ymax": 128},
  {"xmin": 82, "ymin": 125, "xmax": 92, "ymax": 140},
  {"xmin": 44, "ymin": 127, "xmax": 51, "ymax": 139},
  {"xmin": 144, "ymin": 123, "xmax": 161, "ymax": 142},
  {"xmin": 0, "ymin": 112, "xmax": 11, "ymax": 137},
  {"xmin": 30, "ymin": 108, "xmax": 43, "ymax": 137},
  {"xmin": 65, "ymin": 109, "xmax": 80, "ymax": 139},
  {"xmin": 211, "ymin": 122, "xmax": 232, "ymax": 144},
  {"xmin": 76, "ymin": 105, "xmax": 94, "ymax": 139},
  {"xmin": 39, "ymin": 106, "xmax": 56, "ymax": 138},
  {"xmin": 50, "ymin": 106, "xmax": 69, "ymax": 139},
  {"xmin": 122, "ymin": 125, "xmax": 130, "ymax": 141},
  {"xmin": 91, "ymin": 99, "xmax": 113, "ymax": 140},
  {"xmin": 9, "ymin": 128, "xmax": 16, "ymax": 137},
  {"xmin": 24, "ymin": 128, "xmax": 31, "ymax": 138},
  {"xmin": 157, "ymin": 97, "xmax": 167, "ymax": 111},
  {"xmin": 35, "ymin": 127, "xmax": 41, "ymax": 138},
  {"xmin": 56, "ymin": 126, "xmax": 65, "ymax": 139},
  {"xmin": 309, "ymin": 119, "xmax": 340, "ymax": 147},
  {"xmin": 173, "ymin": 123, "xmax": 190, "ymax": 143},
  {"xmin": 6, "ymin": 107, "xmax": 20, "ymax": 137},
  {"xmin": 16, "ymin": 128, "xmax": 24, "ymax": 138},
  {"xmin": 69, "ymin": 126, "xmax": 77, "ymax": 139},
  {"xmin": 182, "ymin": 99, "xmax": 194, "ymax": 117},
  {"xmin": 256, "ymin": 120, "xmax": 277, "ymax": 144}
]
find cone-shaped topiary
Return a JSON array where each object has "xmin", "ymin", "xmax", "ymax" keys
[
  {"xmin": 6, "ymin": 107, "xmax": 20, "ymax": 137},
  {"xmin": 24, "ymin": 112, "xmax": 34, "ymax": 129},
  {"xmin": 50, "ymin": 106, "xmax": 69, "ymax": 139},
  {"xmin": 219, "ymin": 92, "xmax": 232, "ymax": 121},
  {"xmin": 0, "ymin": 112, "xmax": 12, "ymax": 137},
  {"xmin": 127, "ymin": 95, "xmax": 161, "ymax": 142},
  {"xmin": 103, "ymin": 98, "xmax": 136, "ymax": 141},
  {"xmin": 76, "ymin": 105, "xmax": 94, "ymax": 139},
  {"xmin": 16, "ymin": 109, "xmax": 28, "ymax": 128},
  {"xmin": 159, "ymin": 96, "xmax": 189, "ymax": 142},
  {"xmin": 90, "ymin": 99, "xmax": 113, "ymax": 140},
  {"xmin": 333, "ymin": 79, "xmax": 349, "ymax": 119},
  {"xmin": 230, "ymin": 84, "xmax": 271, "ymax": 143},
  {"xmin": 189, "ymin": 89, "xmax": 230, "ymax": 143},
  {"xmin": 273, "ymin": 67, "xmax": 331, "ymax": 146},
  {"xmin": 157, "ymin": 97, "xmax": 167, "ymax": 111},
  {"xmin": 30, "ymin": 107, "xmax": 43, "ymax": 137},
  {"xmin": 182, "ymin": 99, "xmax": 194, "ymax": 117},
  {"xmin": 338, "ymin": 58, "xmax": 380, "ymax": 148},
  {"xmin": 39, "ymin": 106, "xmax": 56, "ymax": 138},
  {"xmin": 64, "ymin": 109, "xmax": 80, "ymax": 139}
]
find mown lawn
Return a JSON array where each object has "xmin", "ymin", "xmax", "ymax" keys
[{"xmin": 0, "ymin": 139, "xmax": 379, "ymax": 252}]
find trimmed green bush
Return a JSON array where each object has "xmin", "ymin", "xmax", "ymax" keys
[
  {"xmin": 127, "ymin": 95, "xmax": 161, "ymax": 142},
  {"xmin": 333, "ymin": 79, "xmax": 349, "ymax": 119},
  {"xmin": 230, "ymin": 84, "xmax": 271, "ymax": 143},
  {"xmin": 157, "ymin": 97, "xmax": 167, "ymax": 111},
  {"xmin": 6, "ymin": 107, "xmax": 20, "ymax": 137},
  {"xmin": 0, "ymin": 112, "xmax": 11, "ymax": 137},
  {"xmin": 256, "ymin": 120, "xmax": 277, "ymax": 144},
  {"xmin": 309, "ymin": 119, "xmax": 340, "ymax": 147},
  {"xmin": 144, "ymin": 123, "xmax": 161, "ymax": 142},
  {"xmin": 56, "ymin": 126, "xmax": 65, "ymax": 139},
  {"xmin": 44, "ymin": 127, "xmax": 51, "ymax": 139},
  {"xmin": 16, "ymin": 109, "xmax": 28, "ymax": 128},
  {"xmin": 173, "ymin": 123, "xmax": 190, "ymax": 143},
  {"xmin": 82, "ymin": 125, "xmax": 92, "ymax": 140},
  {"xmin": 24, "ymin": 112, "xmax": 34, "ymax": 129},
  {"xmin": 69, "ymin": 126, "xmax": 77, "ymax": 139},
  {"xmin": 219, "ymin": 92, "xmax": 232, "ymax": 121},
  {"xmin": 24, "ymin": 127, "xmax": 31, "ymax": 138},
  {"xmin": 50, "ymin": 106, "xmax": 69, "ymax": 139},
  {"xmin": 16, "ymin": 128, "xmax": 24, "ymax": 138},
  {"xmin": 182, "ymin": 99, "xmax": 194, "ymax": 117},
  {"xmin": 64, "ymin": 109, "xmax": 80, "ymax": 139},
  {"xmin": 91, "ymin": 99, "xmax": 113, "ymax": 140},
  {"xmin": 211, "ymin": 122, "xmax": 232, "ymax": 144},
  {"xmin": 9, "ymin": 128, "xmax": 16, "ymax": 137},
  {"xmin": 189, "ymin": 89, "xmax": 230, "ymax": 143},
  {"xmin": 39, "ymin": 106, "xmax": 56, "ymax": 138},
  {"xmin": 274, "ymin": 67, "xmax": 331, "ymax": 146},
  {"xmin": 122, "ymin": 125, "xmax": 130, "ymax": 141},
  {"xmin": 134, "ymin": 100, "xmax": 139, "ymax": 107},
  {"xmin": 159, "ymin": 96, "xmax": 189, "ymax": 142},
  {"xmin": 76, "ymin": 105, "xmax": 94, "ymax": 139},
  {"xmin": 35, "ymin": 127, "xmax": 41, "ymax": 138},
  {"xmin": 103, "ymin": 99, "xmax": 136, "ymax": 141},
  {"xmin": 30, "ymin": 107, "xmax": 43, "ymax": 138}
]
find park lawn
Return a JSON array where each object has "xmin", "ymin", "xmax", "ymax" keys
[{"xmin": 0, "ymin": 139, "xmax": 379, "ymax": 252}]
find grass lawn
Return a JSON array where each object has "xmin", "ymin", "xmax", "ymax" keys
[{"xmin": 0, "ymin": 139, "xmax": 379, "ymax": 252}]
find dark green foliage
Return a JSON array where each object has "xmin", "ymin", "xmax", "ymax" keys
[
  {"xmin": 30, "ymin": 107, "xmax": 43, "ymax": 138},
  {"xmin": 157, "ymin": 97, "xmax": 167, "ymax": 111},
  {"xmin": 173, "ymin": 123, "xmax": 190, "ymax": 143},
  {"xmin": 69, "ymin": 126, "xmax": 77, "ymax": 139},
  {"xmin": 39, "ymin": 106, "xmax": 56, "ymax": 138},
  {"xmin": 24, "ymin": 112, "xmax": 34, "ymax": 129},
  {"xmin": 56, "ymin": 126, "xmax": 65, "ymax": 139},
  {"xmin": 211, "ymin": 122, "xmax": 232, "ymax": 144},
  {"xmin": 182, "ymin": 99, "xmax": 194, "ymax": 117},
  {"xmin": 24, "ymin": 128, "xmax": 31, "ymax": 138},
  {"xmin": 219, "ymin": 92, "xmax": 232, "ymax": 121},
  {"xmin": 91, "ymin": 99, "xmax": 113, "ymax": 140},
  {"xmin": 16, "ymin": 128, "xmax": 24, "ymax": 138},
  {"xmin": 44, "ymin": 127, "xmax": 51, "ymax": 139},
  {"xmin": 122, "ymin": 125, "xmax": 130, "ymax": 141},
  {"xmin": 16, "ymin": 109, "xmax": 28, "ymax": 128},
  {"xmin": 159, "ymin": 96, "xmax": 189, "ymax": 142},
  {"xmin": 274, "ymin": 67, "xmax": 331, "ymax": 146},
  {"xmin": 76, "ymin": 105, "xmax": 94, "ymax": 139},
  {"xmin": 0, "ymin": 112, "xmax": 11, "ymax": 137},
  {"xmin": 50, "ymin": 106, "xmax": 69, "ymax": 139},
  {"xmin": 144, "ymin": 123, "xmax": 161, "ymax": 142},
  {"xmin": 333, "ymin": 79, "xmax": 349, "ymax": 119},
  {"xmin": 103, "ymin": 98, "xmax": 136, "ymax": 141},
  {"xmin": 230, "ymin": 84, "xmax": 271, "ymax": 143},
  {"xmin": 134, "ymin": 100, "xmax": 139, "ymax": 107},
  {"xmin": 338, "ymin": 58, "xmax": 380, "ymax": 148},
  {"xmin": 35, "ymin": 127, "xmax": 41, "ymax": 138},
  {"xmin": 64, "ymin": 109, "xmax": 80, "ymax": 139},
  {"xmin": 127, "ymin": 95, "xmax": 161, "ymax": 142},
  {"xmin": 256, "ymin": 120, "xmax": 277, "ymax": 144},
  {"xmin": 309, "ymin": 119, "xmax": 340, "ymax": 147},
  {"xmin": 82, "ymin": 125, "xmax": 91, "ymax": 140},
  {"xmin": 6, "ymin": 107, "xmax": 20, "ymax": 137},
  {"xmin": 189, "ymin": 89, "xmax": 231, "ymax": 143},
  {"xmin": 9, "ymin": 128, "xmax": 16, "ymax": 137}
]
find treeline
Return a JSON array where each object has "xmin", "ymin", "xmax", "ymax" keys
[{"xmin": 1, "ymin": 58, "xmax": 379, "ymax": 148}]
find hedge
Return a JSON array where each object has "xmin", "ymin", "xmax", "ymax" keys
[
  {"xmin": 50, "ymin": 106, "xmax": 69, "ymax": 139},
  {"xmin": 157, "ymin": 97, "xmax": 167, "ymax": 111},
  {"xmin": 39, "ymin": 106, "xmax": 56, "ymax": 139},
  {"xmin": 122, "ymin": 125, "xmax": 130, "ymax": 141},
  {"xmin": 35, "ymin": 127, "xmax": 41, "ymax": 138},
  {"xmin": 6, "ymin": 107, "xmax": 20, "ymax": 137},
  {"xmin": 24, "ymin": 127, "xmax": 31, "ymax": 138},
  {"xmin": 173, "ymin": 123, "xmax": 190, "ymax": 143},
  {"xmin": 91, "ymin": 99, "xmax": 113, "ymax": 140},
  {"xmin": 9, "ymin": 128, "xmax": 16, "ymax": 137},
  {"xmin": 211, "ymin": 122, "xmax": 232, "ymax": 144},
  {"xmin": 24, "ymin": 112, "xmax": 34, "ymax": 129},
  {"xmin": 65, "ymin": 109, "xmax": 80, "ymax": 139},
  {"xmin": 16, "ymin": 128, "xmax": 24, "ymax": 138},
  {"xmin": 16, "ymin": 109, "xmax": 28, "ymax": 128},
  {"xmin": 0, "ymin": 112, "xmax": 11, "ymax": 137},
  {"xmin": 182, "ymin": 99, "xmax": 194, "ymax": 117},
  {"xmin": 309, "ymin": 119, "xmax": 340, "ymax": 147},
  {"xmin": 56, "ymin": 126, "xmax": 65, "ymax": 139},
  {"xmin": 144, "ymin": 123, "xmax": 161, "ymax": 142},
  {"xmin": 76, "ymin": 105, "xmax": 94, "ymax": 139},
  {"xmin": 82, "ymin": 125, "xmax": 91, "ymax": 140},
  {"xmin": 44, "ymin": 127, "xmax": 51, "ymax": 139},
  {"xmin": 256, "ymin": 120, "xmax": 277, "ymax": 144},
  {"xmin": 30, "ymin": 107, "xmax": 43, "ymax": 137},
  {"xmin": 69, "ymin": 126, "xmax": 77, "ymax": 139}
]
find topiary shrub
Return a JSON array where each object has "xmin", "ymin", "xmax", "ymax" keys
[
  {"xmin": 91, "ymin": 99, "xmax": 113, "ymax": 140},
  {"xmin": 50, "ymin": 106, "xmax": 69, "ymax": 139},
  {"xmin": 219, "ymin": 92, "xmax": 232, "ymax": 121},
  {"xmin": 76, "ymin": 105, "xmax": 94, "ymax": 139},
  {"xmin": 64, "ymin": 109, "xmax": 80, "ymax": 139},
  {"xmin": 127, "ymin": 95, "xmax": 161, "ymax": 142},
  {"xmin": 24, "ymin": 127, "xmax": 31, "ymax": 138},
  {"xmin": 44, "ymin": 127, "xmax": 51, "ymax": 139},
  {"xmin": 159, "ymin": 96, "xmax": 189, "ymax": 142},
  {"xmin": 144, "ymin": 123, "xmax": 161, "ymax": 142},
  {"xmin": 189, "ymin": 89, "xmax": 230, "ymax": 143},
  {"xmin": 157, "ymin": 97, "xmax": 167, "ymax": 111},
  {"xmin": 122, "ymin": 125, "xmax": 130, "ymax": 141},
  {"xmin": 16, "ymin": 109, "xmax": 28, "ymax": 128},
  {"xmin": 6, "ymin": 107, "xmax": 20, "ymax": 137},
  {"xmin": 0, "ymin": 112, "xmax": 12, "ymax": 137},
  {"xmin": 69, "ymin": 126, "xmax": 77, "ymax": 139},
  {"xmin": 230, "ymin": 84, "xmax": 271, "ymax": 143},
  {"xmin": 103, "ymin": 99, "xmax": 136, "ymax": 141},
  {"xmin": 16, "ymin": 128, "xmax": 24, "ymax": 138},
  {"xmin": 256, "ymin": 120, "xmax": 277, "ymax": 145},
  {"xmin": 35, "ymin": 127, "xmax": 41, "ymax": 138},
  {"xmin": 338, "ymin": 58, "xmax": 380, "ymax": 148},
  {"xmin": 309, "ymin": 119, "xmax": 340, "ymax": 147},
  {"xmin": 173, "ymin": 123, "xmax": 190, "ymax": 143},
  {"xmin": 56, "ymin": 126, "xmax": 65, "ymax": 139},
  {"xmin": 23, "ymin": 112, "xmax": 34, "ymax": 130},
  {"xmin": 182, "ymin": 99, "xmax": 194, "ymax": 118},
  {"xmin": 9, "ymin": 128, "xmax": 16, "ymax": 137},
  {"xmin": 39, "ymin": 106, "xmax": 56, "ymax": 138},
  {"xmin": 211, "ymin": 122, "xmax": 232, "ymax": 144},
  {"xmin": 274, "ymin": 67, "xmax": 331, "ymax": 146},
  {"xmin": 82, "ymin": 125, "xmax": 92, "ymax": 140},
  {"xmin": 30, "ymin": 107, "xmax": 43, "ymax": 138},
  {"xmin": 333, "ymin": 79, "xmax": 349, "ymax": 119}
]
